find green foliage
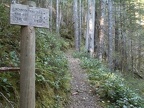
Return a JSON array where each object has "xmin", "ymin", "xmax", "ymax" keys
[
  {"xmin": 89, "ymin": 69, "xmax": 143, "ymax": 108},
  {"xmin": 72, "ymin": 50, "xmax": 89, "ymax": 59},
  {"xmin": 35, "ymin": 28, "xmax": 70, "ymax": 108},
  {"xmin": 80, "ymin": 57, "xmax": 101, "ymax": 69},
  {"xmin": 0, "ymin": 4, "xmax": 20, "ymax": 67},
  {"xmin": 124, "ymin": 75, "xmax": 144, "ymax": 100},
  {"xmin": 74, "ymin": 51, "xmax": 144, "ymax": 108},
  {"xmin": 0, "ymin": 4, "xmax": 20, "ymax": 106},
  {"xmin": 0, "ymin": 77, "xmax": 12, "ymax": 93},
  {"xmin": 0, "ymin": 4, "xmax": 70, "ymax": 107}
]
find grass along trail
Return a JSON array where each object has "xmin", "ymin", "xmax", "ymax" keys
[{"xmin": 65, "ymin": 52, "xmax": 102, "ymax": 108}]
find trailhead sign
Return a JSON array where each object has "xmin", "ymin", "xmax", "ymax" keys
[{"xmin": 10, "ymin": 4, "xmax": 49, "ymax": 28}]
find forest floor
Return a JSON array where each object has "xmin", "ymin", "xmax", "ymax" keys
[{"xmin": 65, "ymin": 51, "xmax": 102, "ymax": 108}]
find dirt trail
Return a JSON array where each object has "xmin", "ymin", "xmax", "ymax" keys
[{"xmin": 65, "ymin": 52, "xmax": 102, "ymax": 108}]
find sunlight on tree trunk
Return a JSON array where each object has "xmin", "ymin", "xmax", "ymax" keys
[
  {"xmin": 56, "ymin": 0, "xmax": 60, "ymax": 36},
  {"xmin": 86, "ymin": 0, "xmax": 95, "ymax": 57},
  {"xmin": 73, "ymin": 0, "xmax": 80, "ymax": 51},
  {"xmin": 99, "ymin": 0, "xmax": 106, "ymax": 61}
]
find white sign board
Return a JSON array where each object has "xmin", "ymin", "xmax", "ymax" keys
[{"xmin": 10, "ymin": 4, "xmax": 49, "ymax": 28}]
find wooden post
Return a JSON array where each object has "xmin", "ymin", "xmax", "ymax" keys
[{"xmin": 20, "ymin": 1, "xmax": 36, "ymax": 108}]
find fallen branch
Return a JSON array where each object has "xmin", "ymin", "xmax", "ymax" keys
[
  {"xmin": 0, "ymin": 92, "xmax": 14, "ymax": 108},
  {"xmin": 4, "ymin": 4, "xmax": 10, "ymax": 8},
  {"xmin": 0, "ymin": 67, "xmax": 39, "ymax": 72},
  {"xmin": 133, "ymin": 67, "xmax": 143, "ymax": 79},
  {"xmin": 0, "ymin": 67, "xmax": 20, "ymax": 72},
  {"xmin": 134, "ymin": 72, "xmax": 143, "ymax": 79}
]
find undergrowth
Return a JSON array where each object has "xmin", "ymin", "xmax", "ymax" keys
[
  {"xmin": 35, "ymin": 29, "xmax": 70, "ymax": 108},
  {"xmin": 0, "ymin": 4, "xmax": 70, "ymax": 107},
  {"xmin": 73, "ymin": 51, "xmax": 144, "ymax": 108}
]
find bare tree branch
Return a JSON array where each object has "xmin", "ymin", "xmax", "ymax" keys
[
  {"xmin": 0, "ymin": 92, "xmax": 14, "ymax": 108},
  {"xmin": 0, "ymin": 67, "xmax": 20, "ymax": 72}
]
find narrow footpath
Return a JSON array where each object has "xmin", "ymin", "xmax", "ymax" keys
[{"xmin": 65, "ymin": 52, "xmax": 102, "ymax": 108}]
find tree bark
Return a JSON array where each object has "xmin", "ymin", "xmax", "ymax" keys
[
  {"xmin": 86, "ymin": 0, "xmax": 95, "ymax": 57},
  {"xmin": 79, "ymin": 0, "xmax": 82, "ymax": 51},
  {"xmin": 108, "ymin": 0, "xmax": 113, "ymax": 70},
  {"xmin": 50, "ymin": 0, "xmax": 52, "ymax": 31},
  {"xmin": 73, "ymin": 0, "xmax": 80, "ymax": 51},
  {"xmin": 99, "ymin": 0, "xmax": 106, "ymax": 61},
  {"xmin": 114, "ymin": 2, "xmax": 119, "ymax": 70},
  {"xmin": 0, "ymin": 67, "xmax": 20, "ymax": 72},
  {"xmin": 56, "ymin": 0, "xmax": 60, "ymax": 36},
  {"xmin": 137, "ymin": 33, "xmax": 142, "ymax": 73}
]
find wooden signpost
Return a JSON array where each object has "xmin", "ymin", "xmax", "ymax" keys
[
  {"xmin": 10, "ymin": 3, "xmax": 49, "ymax": 28},
  {"xmin": 10, "ymin": 1, "xmax": 49, "ymax": 108}
]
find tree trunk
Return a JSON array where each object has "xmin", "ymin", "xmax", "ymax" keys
[
  {"xmin": 121, "ymin": 2, "xmax": 128, "ymax": 72},
  {"xmin": 114, "ymin": 2, "xmax": 119, "ymax": 70},
  {"xmin": 130, "ymin": 39, "xmax": 134, "ymax": 74},
  {"xmin": 56, "ymin": 0, "xmax": 60, "ymax": 36},
  {"xmin": 73, "ymin": 0, "xmax": 80, "ymax": 51},
  {"xmin": 137, "ymin": 2, "xmax": 142, "ymax": 73},
  {"xmin": 86, "ymin": 0, "xmax": 95, "ymax": 57},
  {"xmin": 137, "ymin": 34, "xmax": 142, "ymax": 73},
  {"xmin": 50, "ymin": 0, "xmax": 53, "ymax": 31},
  {"xmin": 79, "ymin": 0, "xmax": 82, "ymax": 51},
  {"xmin": 99, "ymin": 0, "xmax": 106, "ymax": 61},
  {"xmin": 108, "ymin": 0, "xmax": 113, "ymax": 70}
]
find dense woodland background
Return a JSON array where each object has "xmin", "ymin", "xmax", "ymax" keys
[{"xmin": 0, "ymin": 0, "xmax": 144, "ymax": 107}]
